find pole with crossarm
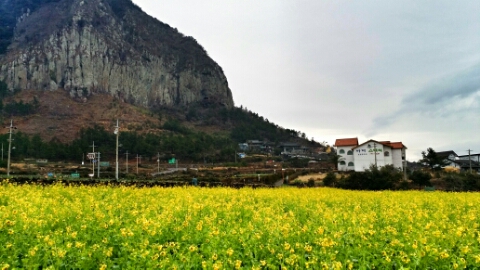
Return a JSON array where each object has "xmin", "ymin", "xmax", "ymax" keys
[
  {"xmin": 6, "ymin": 120, "xmax": 17, "ymax": 176},
  {"xmin": 90, "ymin": 141, "xmax": 96, "ymax": 177},
  {"xmin": 114, "ymin": 120, "xmax": 119, "ymax": 180}
]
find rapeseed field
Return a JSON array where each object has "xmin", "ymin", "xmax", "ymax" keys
[{"xmin": 1, "ymin": 183, "xmax": 479, "ymax": 269}]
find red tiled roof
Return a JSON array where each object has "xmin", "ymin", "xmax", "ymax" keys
[
  {"xmin": 390, "ymin": 142, "xmax": 406, "ymax": 149},
  {"xmin": 376, "ymin": 141, "xmax": 406, "ymax": 149},
  {"xmin": 334, "ymin": 138, "xmax": 358, "ymax": 147},
  {"xmin": 352, "ymin": 139, "xmax": 389, "ymax": 149}
]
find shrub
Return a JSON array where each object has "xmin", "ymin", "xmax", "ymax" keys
[
  {"xmin": 444, "ymin": 173, "xmax": 480, "ymax": 191},
  {"xmin": 307, "ymin": 178, "xmax": 315, "ymax": 187},
  {"xmin": 322, "ymin": 172, "xmax": 337, "ymax": 187},
  {"xmin": 410, "ymin": 170, "xmax": 432, "ymax": 187},
  {"xmin": 338, "ymin": 165, "xmax": 403, "ymax": 190}
]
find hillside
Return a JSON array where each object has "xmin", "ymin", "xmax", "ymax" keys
[
  {"xmin": 0, "ymin": 0, "xmax": 324, "ymax": 162},
  {"xmin": 0, "ymin": 0, "xmax": 233, "ymax": 109}
]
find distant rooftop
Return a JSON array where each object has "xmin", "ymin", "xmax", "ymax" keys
[{"xmin": 334, "ymin": 138, "xmax": 358, "ymax": 147}]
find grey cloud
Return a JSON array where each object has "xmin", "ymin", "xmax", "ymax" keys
[
  {"xmin": 404, "ymin": 64, "xmax": 480, "ymax": 105},
  {"xmin": 370, "ymin": 63, "xmax": 480, "ymax": 134}
]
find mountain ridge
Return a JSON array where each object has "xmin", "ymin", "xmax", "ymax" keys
[{"xmin": 0, "ymin": 0, "xmax": 234, "ymax": 110}]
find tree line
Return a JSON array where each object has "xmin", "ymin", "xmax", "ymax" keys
[{"xmin": 0, "ymin": 124, "xmax": 237, "ymax": 164}]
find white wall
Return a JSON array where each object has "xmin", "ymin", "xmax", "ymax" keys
[
  {"xmin": 391, "ymin": 149, "xmax": 404, "ymax": 169},
  {"xmin": 337, "ymin": 146, "xmax": 355, "ymax": 171},
  {"xmin": 353, "ymin": 144, "xmax": 389, "ymax": 172}
]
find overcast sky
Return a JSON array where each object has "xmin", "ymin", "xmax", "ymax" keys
[{"xmin": 132, "ymin": 0, "xmax": 480, "ymax": 161}]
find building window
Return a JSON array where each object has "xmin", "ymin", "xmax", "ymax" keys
[
  {"xmin": 384, "ymin": 151, "xmax": 390, "ymax": 157},
  {"xmin": 347, "ymin": 150, "xmax": 353, "ymax": 155},
  {"xmin": 339, "ymin": 161, "xmax": 346, "ymax": 165},
  {"xmin": 339, "ymin": 149, "xmax": 345, "ymax": 154},
  {"xmin": 348, "ymin": 162, "xmax": 354, "ymax": 166}
]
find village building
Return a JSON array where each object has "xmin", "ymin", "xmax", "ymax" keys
[
  {"xmin": 438, "ymin": 151, "xmax": 480, "ymax": 173},
  {"xmin": 458, "ymin": 153, "xmax": 480, "ymax": 163},
  {"xmin": 334, "ymin": 138, "xmax": 407, "ymax": 172},
  {"xmin": 436, "ymin": 151, "xmax": 459, "ymax": 168}
]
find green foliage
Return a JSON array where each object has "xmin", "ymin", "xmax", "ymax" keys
[
  {"xmin": 421, "ymin": 148, "xmax": 448, "ymax": 170},
  {"xmin": 329, "ymin": 154, "xmax": 343, "ymax": 170},
  {"xmin": 443, "ymin": 172, "xmax": 480, "ymax": 191},
  {"xmin": 0, "ymin": 125, "xmax": 237, "ymax": 163},
  {"xmin": 162, "ymin": 119, "xmax": 191, "ymax": 135},
  {"xmin": 0, "ymin": 80, "xmax": 9, "ymax": 99},
  {"xmin": 226, "ymin": 107, "xmax": 305, "ymax": 143},
  {"xmin": 4, "ymin": 100, "xmax": 37, "ymax": 116},
  {"xmin": 338, "ymin": 165, "xmax": 403, "ymax": 190},
  {"xmin": 410, "ymin": 170, "xmax": 432, "ymax": 187},
  {"xmin": 286, "ymin": 157, "xmax": 309, "ymax": 168},
  {"xmin": 307, "ymin": 178, "xmax": 315, "ymax": 187},
  {"xmin": 322, "ymin": 172, "xmax": 337, "ymax": 187}
]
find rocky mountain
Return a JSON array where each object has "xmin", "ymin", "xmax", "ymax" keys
[{"xmin": 0, "ymin": 0, "xmax": 234, "ymax": 110}]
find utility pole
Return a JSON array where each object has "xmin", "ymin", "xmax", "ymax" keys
[
  {"xmin": 467, "ymin": 149, "xmax": 472, "ymax": 173},
  {"xmin": 157, "ymin": 152, "xmax": 160, "ymax": 173},
  {"xmin": 374, "ymin": 142, "xmax": 377, "ymax": 167},
  {"xmin": 97, "ymin": 151, "xmax": 101, "ymax": 178},
  {"xmin": 125, "ymin": 151, "xmax": 129, "ymax": 173},
  {"xmin": 136, "ymin": 154, "xmax": 141, "ymax": 174},
  {"xmin": 90, "ymin": 141, "xmax": 96, "ymax": 177},
  {"xmin": 5, "ymin": 120, "xmax": 17, "ymax": 176},
  {"xmin": 114, "ymin": 119, "xmax": 120, "ymax": 180}
]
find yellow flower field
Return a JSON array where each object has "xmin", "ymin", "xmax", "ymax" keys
[{"xmin": 1, "ymin": 182, "xmax": 480, "ymax": 269}]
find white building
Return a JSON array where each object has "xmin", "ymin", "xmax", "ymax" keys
[
  {"xmin": 436, "ymin": 151, "xmax": 459, "ymax": 168},
  {"xmin": 334, "ymin": 138, "xmax": 407, "ymax": 172}
]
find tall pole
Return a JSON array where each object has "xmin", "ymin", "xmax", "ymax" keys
[
  {"xmin": 125, "ymin": 151, "xmax": 129, "ymax": 173},
  {"xmin": 6, "ymin": 120, "xmax": 16, "ymax": 176},
  {"xmin": 468, "ymin": 149, "xmax": 472, "ymax": 173},
  {"xmin": 157, "ymin": 152, "xmax": 160, "ymax": 173},
  {"xmin": 90, "ymin": 141, "xmax": 95, "ymax": 177},
  {"xmin": 374, "ymin": 142, "xmax": 377, "ymax": 167},
  {"xmin": 136, "ymin": 155, "xmax": 141, "ymax": 174},
  {"xmin": 97, "ymin": 152, "xmax": 101, "ymax": 178},
  {"xmin": 115, "ymin": 119, "xmax": 119, "ymax": 180}
]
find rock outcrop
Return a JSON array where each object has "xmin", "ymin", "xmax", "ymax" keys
[{"xmin": 0, "ymin": 0, "xmax": 234, "ymax": 109}]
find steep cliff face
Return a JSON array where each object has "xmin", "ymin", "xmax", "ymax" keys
[{"xmin": 0, "ymin": 0, "xmax": 234, "ymax": 109}]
